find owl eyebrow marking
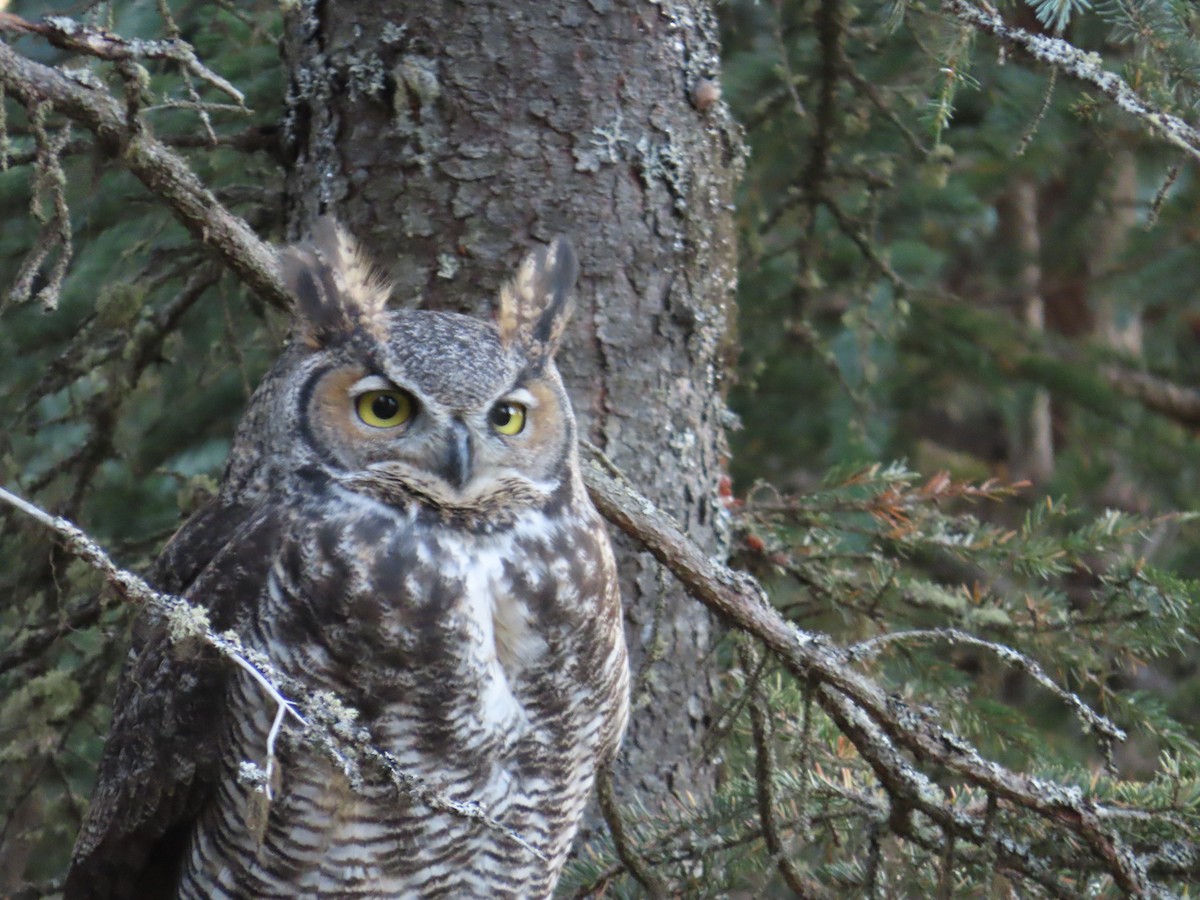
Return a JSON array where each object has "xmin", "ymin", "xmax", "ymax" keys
[
  {"xmin": 502, "ymin": 387, "xmax": 538, "ymax": 408},
  {"xmin": 349, "ymin": 374, "xmax": 398, "ymax": 395}
]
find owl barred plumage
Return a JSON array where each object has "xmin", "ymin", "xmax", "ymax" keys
[{"xmin": 65, "ymin": 221, "xmax": 630, "ymax": 899}]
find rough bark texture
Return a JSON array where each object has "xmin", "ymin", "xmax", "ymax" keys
[{"xmin": 282, "ymin": 0, "xmax": 742, "ymax": 812}]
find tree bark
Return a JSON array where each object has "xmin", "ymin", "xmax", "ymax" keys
[
  {"xmin": 1089, "ymin": 148, "xmax": 1141, "ymax": 356},
  {"xmin": 996, "ymin": 177, "xmax": 1052, "ymax": 483},
  {"xmin": 282, "ymin": 0, "xmax": 742, "ymax": 813}
]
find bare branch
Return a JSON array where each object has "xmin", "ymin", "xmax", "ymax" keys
[
  {"xmin": 0, "ymin": 40, "xmax": 289, "ymax": 311},
  {"xmin": 846, "ymin": 627, "xmax": 1123, "ymax": 753},
  {"xmin": 816, "ymin": 690, "xmax": 1078, "ymax": 897},
  {"xmin": 225, "ymin": 651, "xmax": 307, "ymax": 804},
  {"xmin": 7, "ymin": 101, "xmax": 71, "ymax": 310},
  {"xmin": 0, "ymin": 13, "xmax": 245, "ymax": 106},
  {"xmin": 0, "ymin": 591, "xmax": 111, "ymax": 677}
]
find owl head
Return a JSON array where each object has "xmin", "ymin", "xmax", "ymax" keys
[{"xmin": 223, "ymin": 220, "xmax": 581, "ymax": 516}]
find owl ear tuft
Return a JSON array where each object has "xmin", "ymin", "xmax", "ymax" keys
[
  {"xmin": 497, "ymin": 237, "xmax": 578, "ymax": 363},
  {"xmin": 279, "ymin": 218, "xmax": 392, "ymax": 348}
]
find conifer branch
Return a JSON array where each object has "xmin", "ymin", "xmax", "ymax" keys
[
  {"xmin": 944, "ymin": 0, "xmax": 1200, "ymax": 161},
  {"xmin": 0, "ymin": 38, "xmax": 288, "ymax": 310},
  {"xmin": 846, "ymin": 627, "xmax": 1123, "ymax": 751},
  {"xmin": 582, "ymin": 452, "xmax": 1184, "ymax": 895}
]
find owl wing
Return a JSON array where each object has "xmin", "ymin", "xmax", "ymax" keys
[{"xmin": 64, "ymin": 498, "xmax": 284, "ymax": 900}]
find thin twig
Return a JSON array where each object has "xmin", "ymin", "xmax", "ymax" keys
[
  {"xmin": 845, "ymin": 627, "xmax": 1125, "ymax": 747},
  {"xmin": 1145, "ymin": 160, "xmax": 1182, "ymax": 229},
  {"xmin": 596, "ymin": 768, "xmax": 668, "ymax": 897},
  {"xmin": 1014, "ymin": 65, "xmax": 1058, "ymax": 157},
  {"xmin": 771, "ymin": 0, "xmax": 807, "ymax": 119},
  {"xmin": 746, "ymin": 643, "xmax": 825, "ymax": 898},
  {"xmin": 227, "ymin": 652, "xmax": 306, "ymax": 802},
  {"xmin": 0, "ymin": 12, "xmax": 245, "ymax": 106}
]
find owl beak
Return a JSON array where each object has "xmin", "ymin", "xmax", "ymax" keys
[{"xmin": 441, "ymin": 420, "xmax": 473, "ymax": 490}]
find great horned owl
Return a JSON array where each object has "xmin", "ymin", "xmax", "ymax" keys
[{"xmin": 64, "ymin": 221, "xmax": 630, "ymax": 899}]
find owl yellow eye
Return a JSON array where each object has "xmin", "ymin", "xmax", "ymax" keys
[
  {"xmin": 356, "ymin": 390, "xmax": 414, "ymax": 428},
  {"xmin": 489, "ymin": 402, "xmax": 526, "ymax": 436}
]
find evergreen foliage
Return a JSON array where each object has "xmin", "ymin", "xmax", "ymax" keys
[{"xmin": 2, "ymin": 0, "xmax": 1200, "ymax": 895}]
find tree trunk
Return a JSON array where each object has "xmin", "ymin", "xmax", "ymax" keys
[
  {"xmin": 1089, "ymin": 148, "xmax": 1141, "ymax": 356},
  {"xmin": 996, "ymin": 177, "xmax": 1052, "ymax": 483},
  {"xmin": 282, "ymin": 0, "xmax": 742, "ymax": 814}
]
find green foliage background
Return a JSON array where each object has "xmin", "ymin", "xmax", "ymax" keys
[
  {"xmin": 2, "ymin": 0, "xmax": 1200, "ymax": 894},
  {"xmin": 0, "ymin": 1, "xmax": 286, "ymax": 887}
]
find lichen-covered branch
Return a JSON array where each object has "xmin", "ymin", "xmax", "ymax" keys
[
  {"xmin": 581, "ymin": 451, "xmax": 1179, "ymax": 895},
  {"xmin": 0, "ymin": 38, "xmax": 288, "ymax": 310},
  {"xmin": 8, "ymin": 430, "xmax": 1180, "ymax": 891},
  {"xmin": 0, "ymin": 485, "xmax": 545, "ymax": 862},
  {"xmin": 0, "ymin": 13, "xmax": 245, "ymax": 105},
  {"xmin": 845, "ymin": 627, "xmax": 1121, "ymax": 747},
  {"xmin": 943, "ymin": 0, "xmax": 1200, "ymax": 162}
]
